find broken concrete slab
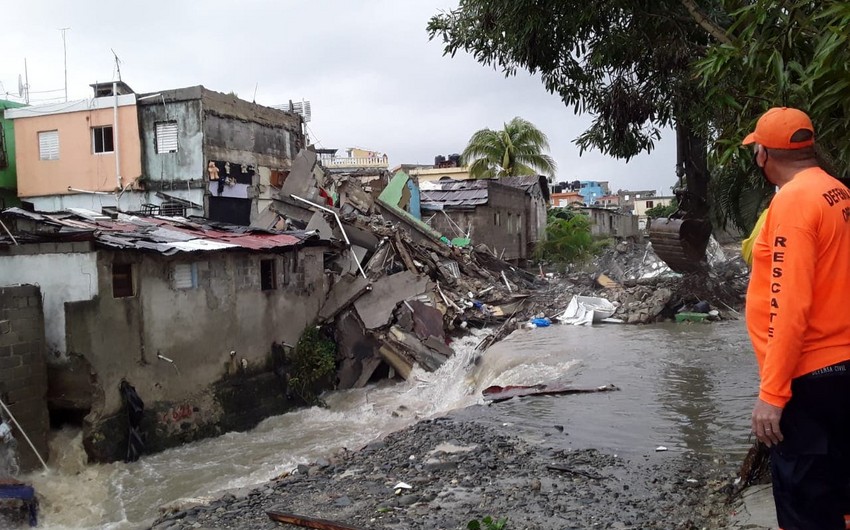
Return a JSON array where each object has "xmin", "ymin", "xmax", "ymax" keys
[
  {"xmin": 319, "ymin": 275, "xmax": 372, "ymax": 322},
  {"xmin": 306, "ymin": 211, "xmax": 337, "ymax": 240},
  {"xmin": 280, "ymin": 149, "xmax": 319, "ymax": 200},
  {"xmin": 408, "ymin": 300, "xmax": 445, "ymax": 342},
  {"xmin": 387, "ymin": 326, "xmax": 449, "ymax": 372},
  {"xmin": 337, "ymin": 245, "xmax": 368, "ymax": 277},
  {"xmin": 354, "ymin": 270, "xmax": 429, "ymax": 329},
  {"xmin": 334, "ymin": 311, "xmax": 383, "ymax": 389},
  {"xmin": 341, "ymin": 222, "xmax": 380, "ymax": 251},
  {"xmin": 250, "ymin": 207, "xmax": 286, "ymax": 231},
  {"xmin": 338, "ymin": 180, "xmax": 374, "ymax": 215},
  {"xmin": 351, "ymin": 356, "xmax": 383, "ymax": 388},
  {"xmin": 422, "ymin": 336, "xmax": 453, "ymax": 357},
  {"xmin": 378, "ymin": 344, "xmax": 414, "ymax": 380}
]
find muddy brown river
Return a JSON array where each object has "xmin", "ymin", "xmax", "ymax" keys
[{"xmin": 24, "ymin": 320, "xmax": 757, "ymax": 529}]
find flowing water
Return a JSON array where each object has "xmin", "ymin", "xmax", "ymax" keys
[{"xmin": 21, "ymin": 321, "xmax": 757, "ymax": 529}]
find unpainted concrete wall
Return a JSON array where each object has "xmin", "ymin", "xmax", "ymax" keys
[
  {"xmin": 427, "ymin": 183, "xmax": 527, "ymax": 261},
  {"xmin": 0, "ymin": 285, "xmax": 49, "ymax": 473},
  {"xmin": 202, "ymin": 89, "xmax": 304, "ymax": 225},
  {"xmin": 0, "ymin": 244, "xmax": 98, "ymax": 357},
  {"xmin": 583, "ymin": 209, "xmax": 640, "ymax": 239},
  {"xmin": 526, "ymin": 194, "xmax": 548, "ymax": 251},
  {"xmin": 64, "ymin": 247, "xmax": 325, "ymax": 461},
  {"xmin": 137, "ymin": 98, "xmax": 205, "ymax": 213}
]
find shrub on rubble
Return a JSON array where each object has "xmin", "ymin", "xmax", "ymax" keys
[
  {"xmin": 534, "ymin": 212, "xmax": 597, "ymax": 266},
  {"xmin": 288, "ymin": 327, "xmax": 336, "ymax": 406}
]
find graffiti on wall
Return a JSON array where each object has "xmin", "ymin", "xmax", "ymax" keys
[{"xmin": 159, "ymin": 403, "xmax": 196, "ymax": 424}]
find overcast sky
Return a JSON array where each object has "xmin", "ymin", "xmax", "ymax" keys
[{"xmin": 0, "ymin": 1, "xmax": 676, "ymax": 195}]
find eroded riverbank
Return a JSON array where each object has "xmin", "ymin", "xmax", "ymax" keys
[{"xmin": 151, "ymin": 321, "xmax": 761, "ymax": 530}]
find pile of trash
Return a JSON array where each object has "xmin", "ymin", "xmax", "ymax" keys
[{"xmin": 571, "ymin": 239, "xmax": 749, "ymax": 324}]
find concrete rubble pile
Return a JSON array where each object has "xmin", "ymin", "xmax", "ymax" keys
[
  {"xmin": 573, "ymin": 239, "xmax": 749, "ymax": 324},
  {"xmin": 258, "ymin": 149, "xmax": 751, "ymax": 386},
  {"xmin": 258, "ymin": 149, "xmax": 546, "ymax": 389}
]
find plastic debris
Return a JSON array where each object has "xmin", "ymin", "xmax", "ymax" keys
[{"xmin": 557, "ymin": 296, "xmax": 616, "ymax": 326}]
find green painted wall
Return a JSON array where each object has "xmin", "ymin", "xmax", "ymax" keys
[{"xmin": 0, "ymin": 99, "xmax": 25, "ymax": 208}]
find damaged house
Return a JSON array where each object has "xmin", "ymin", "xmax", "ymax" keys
[
  {"xmin": 0, "ymin": 208, "xmax": 330, "ymax": 462},
  {"xmin": 419, "ymin": 179, "xmax": 530, "ymax": 262},
  {"xmin": 137, "ymin": 85, "xmax": 304, "ymax": 225}
]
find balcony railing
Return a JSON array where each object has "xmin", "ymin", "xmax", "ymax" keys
[{"xmin": 319, "ymin": 156, "xmax": 389, "ymax": 169}]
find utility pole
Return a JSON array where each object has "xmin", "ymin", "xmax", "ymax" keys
[{"xmin": 59, "ymin": 27, "xmax": 70, "ymax": 102}]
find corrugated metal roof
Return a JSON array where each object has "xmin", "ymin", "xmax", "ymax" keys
[
  {"xmin": 420, "ymin": 180, "xmax": 490, "ymax": 209},
  {"xmin": 498, "ymin": 176, "xmax": 538, "ymax": 191},
  {"xmin": 0, "ymin": 208, "xmax": 313, "ymax": 254}
]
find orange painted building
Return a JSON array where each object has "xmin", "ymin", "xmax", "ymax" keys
[
  {"xmin": 5, "ymin": 94, "xmax": 142, "ymax": 208},
  {"xmin": 550, "ymin": 191, "xmax": 584, "ymax": 208}
]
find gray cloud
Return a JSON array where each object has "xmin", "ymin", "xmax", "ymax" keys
[{"xmin": 0, "ymin": 0, "xmax": 677, "ymax": 194}]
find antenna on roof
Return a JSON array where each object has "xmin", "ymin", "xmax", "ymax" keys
[
  {"xmin": 111, "ymin": 48, "xmax": 122, "ymax": 81},
  {"xmin": 60, "ymin": 27, "xmax": 70, "ymax": 102},
  {"xmin": 19, "ymin": 59, "xmax": 30, "ymax": 104},
  {"xmin": 252, "ymin": 82, "xmax": 258, "ymax": 103}
]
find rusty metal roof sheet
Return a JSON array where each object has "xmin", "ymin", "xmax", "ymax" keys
[{"xmin": 1, "ymin": 207, "xmax": 314, "ymax": 255}]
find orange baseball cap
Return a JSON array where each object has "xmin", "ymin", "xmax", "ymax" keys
[{"xmin": 742, "ymin": 107, "xmax": 815, "ymax": 149}]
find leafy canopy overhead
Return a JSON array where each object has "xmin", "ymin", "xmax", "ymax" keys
[
  {"xmin": 430, "ymin": 0, "xmax": 850, "ymax": 233},
  {"xmin": 428, "ymin": 0, "xmax": 718, "ymax": 161},
  {"xmin": 462, "ymin": 117, "xmax": 557, "ymax": 179}
]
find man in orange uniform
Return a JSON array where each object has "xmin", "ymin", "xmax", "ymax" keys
[{"xmin": 744, "ymin": 107, "xmax": 850, "ymax": 529}]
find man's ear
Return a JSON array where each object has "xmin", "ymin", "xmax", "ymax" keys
[{"xmin": 754, "ymin": 145, "xmax": 767, "ymax": 167}]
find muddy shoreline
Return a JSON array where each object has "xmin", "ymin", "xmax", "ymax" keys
[{"xmin": 150, "ymin": 415, "xmax": 741, "ymax": 530}]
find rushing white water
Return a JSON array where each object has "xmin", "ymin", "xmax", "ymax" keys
[{"xmin": 25, "ymin": 329, "xmax": 571, "ymax": 530}]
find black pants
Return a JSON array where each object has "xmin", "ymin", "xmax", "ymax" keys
[{"xmin": 770, "ymin": 360, "xmax": 850, "ymax": 530}]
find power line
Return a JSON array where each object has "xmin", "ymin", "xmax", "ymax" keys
[{"xmin": 305, "ymin": 123, "xmax": 324, "ymax": 149}]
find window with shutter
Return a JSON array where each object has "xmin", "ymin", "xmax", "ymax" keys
[
  {"xmin": 156, "ymin": 122, "xmax": 178, "ymax": 154},
  {"xmin": 38, "ymin": 130, "xmax": 59, "ymax": 160},
  {"xmin": 172, "ymin": 263, "xmax": 198, "ymax": 289}
]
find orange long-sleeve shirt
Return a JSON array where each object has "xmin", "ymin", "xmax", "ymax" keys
[{"xmin": 746, "ymin": 167, "xmax": 850, "ymax": 408}]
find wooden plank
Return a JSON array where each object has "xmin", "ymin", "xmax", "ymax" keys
[
  {"xmin": 267, "ymin": 511, "xmax": 367, "ymax": 530},
  {"xmin": 393, "ymin": 232, "xmax": 418, "ymax": 272},
  {"xmin": 482, "ymin": 383, "xmax": 619, "ymax": 403}
]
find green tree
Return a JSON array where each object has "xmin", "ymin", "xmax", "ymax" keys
[
  {"xmin": 645, "ymin": 199, "xmax": 680, "ymax": 219},
  {"xmin": 429, "ymin": 2, "xmax": 850, "ymax": 232},
  {"xmin": 696, "ymin": 1, "xmax": 850, "ymax": 232},
  {"xmin": 428, "ymin": 0, "xmax": 729, "ymax": 216},
  {"xmin": 535, "ymin": 213, "xmax": 596, "ymax": 264},
  {"xmin": 461, "ymin": 117, "xmax": 556, "ymax": 179}
]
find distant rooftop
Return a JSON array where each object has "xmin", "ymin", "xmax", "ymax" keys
[{"xmin": 90, "ymin": 80, "xmax": 135, "ymax": 97}]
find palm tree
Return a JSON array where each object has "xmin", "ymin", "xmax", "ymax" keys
[{"xmin": 461, "ymin": 117, "xmax": 557, "ymax": 179}]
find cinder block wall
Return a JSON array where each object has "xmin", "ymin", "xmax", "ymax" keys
[{"xmin": 0, "ymin": 285, "xmax": 49, "ymax": 473}]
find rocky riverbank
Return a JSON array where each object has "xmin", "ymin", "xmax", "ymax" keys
[{"xmin": 151, "ymin": 416, "xmax": 741, "ymax": 530}]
